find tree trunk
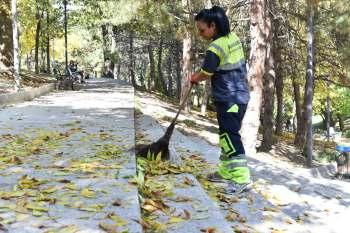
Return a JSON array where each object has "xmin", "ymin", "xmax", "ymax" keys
[
  {"xmin": 175, "ymin": 40, "xmax": 182, "ymax": 99},
  {"xmin": 147, "ymin": 42, "xmax": 155, "ymax": 91},
  {"xmin": 293, "ymin": 75, "xmax": 306, "ymax": 147},
  {"xmin": 34, "ymin": 1, "xmax": 42, "ymax": 74},
  {"xmin": 129, "ymin": 30, "xmax": 136, "ymax": 86},
  {"xmin": 167, "ymin": 46, "xmax": 173, "ymax": 96},
  {"xmin": 116, "ymin": 63, "xmax": 121, "ymax": 80},
  {"xmin": 326, "ymin": 82, "xmax": 330, "ymax": 140},
  {"xmin": 140, "ymin": 61, "xmax": 147, "ymax": 89},
  {"xmin": 241, "ymin": 0, "xmax": 267, "ymax": 155},
  {"xmin": 201, "ymin": 81, "xmax": 211, "ymax": 116},
  {"xmin": 64, "ymin": 0, "xmax": 68, "ymax": 70},
  {"xmin": 26, "ymin": 54, "xmax": 30, "ymax": 70},
  {"xmin": 202, "ymin": 0, "xmax": 212, "ymax": 112},
  {"xmin": 46, "ymin": 4, "xmax": 50, "ymax": 73},
  {"xmin": 110, "ymin": 31, "xmax": 117, "ymax": 79},
  {"xmin": 337, "ymin": 114, "xmax": 344, "ymax": 131},
  {"xmin": 101, "ymin": 23, "xmax": 115, "ymax": 79},
  {"xmin": 274, "ymin": 71, "xmax": 283, "ymax": 135},
  {"xmin": 260, "ymin": 5, "xmax": 275, "ymax": 152},
  {"xmin": 11, "ymin": 0, "xmax": 20, "ymax": 90},
  {"xmin": 157, "ymin": 34, "xmax": 167, "ymax": 94},
  {"xmin": 0, "ymin": 0, "xmax": 14, "ymax": 79},
  {"xmin": 40, "ymin": 39, "xmax": 45, "ymax": 71},
  {"xmin": 181, "ymin": 0, "xmax": 193, "ymax": 108},
  {"xmin": 305, "ymin": 1, "xmax": 315, "ymax": 167},
  {"xmin": 101, "ymin": 24, "xmax": 109, "ymax": 61},
  {"xmin": 274, "ymin": 16, "xmax": 283, "ymax": 135}
]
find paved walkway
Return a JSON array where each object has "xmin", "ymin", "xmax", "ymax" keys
[{"xmin": 0, "ymin": 79, "xmax": 141, "ymax": 233}]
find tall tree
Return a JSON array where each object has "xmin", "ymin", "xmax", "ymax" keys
[
  {"xmin": 64, "ymin": 0, "xmax": 68, "ymax": 70},
  {"xmin": 175, "ymin": 40, "xmax": 182, "ymax": 99},
  {"xmin": 305, "ymin": 0, "xmax": 315, "ymax": 167},
  {"xmin": 11, "ymin": 0, "xmax": 20, "ymax": 90},
  {"xmin": 34, "ymin": 0, "xmax": 43, "ymax": 74},
  {"xmin": 0, "ymin": 0, "xmax": 17, "ymax": 88},
  {"xmin": 166, "ymin": 45, "xmax": 173, "ymax": 95},
  {"xmin": 260, "ymin": 0, "xmax": 275, "ymax": 152},
  {"xmin": 157, "ymin": 33, "xmax": 167, "ymax": 94},
  {"xmin": 241, "ymin": 0, "xmax": 267, "ymax": 155},
  {"xmin": 45, "ymin": 0, "xmax": 50, "ymax": 73},
  {"xmin": 273, "ymin": 2, "xmax": 284, "ymax": 136},
  {"xmin": 200, "ymin": 0, "xmax": 213, "ymax": 116},
  {"xmin": 325, "ymin": 80, "xmax": 331, "ymax": 140},
  {"xmin": 181, "ymin": 0, "xmax": 193, "ymax": 107},
  {"xmin": 147, "ymin": 42, "xmax": 156, "ymax": 90},
  {"xmin": 128, "ymin": 30, "xmax": 136, "ymax": 86}
]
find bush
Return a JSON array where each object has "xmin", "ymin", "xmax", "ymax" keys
[{"xmin": 315, "ymin": 149, "xmax": 337, "ymax": 163}]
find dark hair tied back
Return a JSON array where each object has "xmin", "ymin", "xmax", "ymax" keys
[{"xmin": 195, "ymin": 5, "xmax": 230, "ymax": 37}]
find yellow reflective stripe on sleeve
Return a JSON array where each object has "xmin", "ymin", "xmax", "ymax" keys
[
  {"xmin": 207, "ymin": 44, "xmax": 224, "ymax": 64},
  {"xmin": 200, "ymin": 69, "xmax": 214, "ymax": 76}
]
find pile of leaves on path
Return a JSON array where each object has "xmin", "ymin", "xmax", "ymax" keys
[{"xmin": 134, "ymin": 150, "xmax": 231, "ymax": 233}]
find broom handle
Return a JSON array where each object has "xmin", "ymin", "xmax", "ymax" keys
[{"xmin": 171, "ymin": 83, "xmax": 193, "ymax": 124}]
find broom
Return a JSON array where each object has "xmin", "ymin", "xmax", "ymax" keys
[{"xmin": 136, "ymin": 83, "xmax": 193, "ymax": 160}]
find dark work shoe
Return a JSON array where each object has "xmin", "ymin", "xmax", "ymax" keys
[
  {"xmin": 207, "ymin": 171, "xmax": 227, "ymax": 183},
  {"xmin": 224, "ymin": 181, "xmax": 252, "ymax": 195}
]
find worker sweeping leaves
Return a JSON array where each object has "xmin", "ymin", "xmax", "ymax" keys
[{"xmin": 190, "ymin": 6, "xmax": 252, "ymax": 195}]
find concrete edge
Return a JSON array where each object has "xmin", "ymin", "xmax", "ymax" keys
[
  {"xmin": 309, "ymin": 162, "xmax": 337, "ymax": 179},
  {"xmin": 0, "ymin": 83, "xmax": 56, "ymax": 107}
]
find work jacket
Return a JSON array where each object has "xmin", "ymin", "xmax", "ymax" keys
[{"xmin": 201, "ymin": 32, "xmax": 250, "ymax": 104}]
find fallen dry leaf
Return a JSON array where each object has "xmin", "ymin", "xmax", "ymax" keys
[
  {"xmin": 112, "ymin": 199, "xmax": 122, "ymax": 206},
  {"xmin": 225, "ymin": 212, "xmax": 238, "ymax": 221},
  {"xmin": 0, "ymin": 223, "xmax": 7, "ymax": 232},
  {"xmin": 183, "ymin": 209, "xmax": 191, "ymax": 220},
  {"xmin": 98, "ymin": 222, "xmax": 118, "ymax": 233},
  {"xmin": 183, "ymin": 176, "xmax": 195, "ymax": 186},
  {"xmin": 173, "ymin": 195, "xmax": 192, "ymax": 202},
  {"xmin": 200, "ymin": 227, "xmax": 217, "ymax": 233},
  {"xmin": 133, "ymin": 218, "xmax": 151, "ymax": 230},
  {"xmin": 167, "ymin": 216, "xmax": 184, "ymax": 224}
]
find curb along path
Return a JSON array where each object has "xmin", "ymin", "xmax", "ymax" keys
[{"xmin": 0, "ymin": 83, "xmax": 56, "ymax": 108}]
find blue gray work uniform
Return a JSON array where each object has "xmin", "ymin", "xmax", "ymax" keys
[{"xmin": 201, "ymin": 32, "xmax": 250, "ymax": 184}]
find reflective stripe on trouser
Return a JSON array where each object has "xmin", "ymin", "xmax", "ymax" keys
[
  {"xmin": 218, "ymin": 157, "xmax": 250, "ymax": 184},
  {"xmin": 216, "ymin": 102, "xmax": 247, "ymax": 157},
  {"xmin": 216, "ymin": 102, "xmax": 250, "ymax": 184}
]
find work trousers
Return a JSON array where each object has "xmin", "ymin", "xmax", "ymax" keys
[{"xmin": 215, "ymin": 102, "xmax": 250, "ymax": 184}]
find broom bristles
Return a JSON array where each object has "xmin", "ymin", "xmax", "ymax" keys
[{"xmin": 135, "ymin": 121, "xmax": 175, "ymax": 160}]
